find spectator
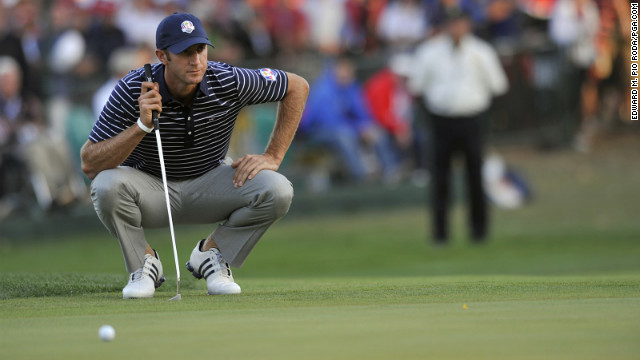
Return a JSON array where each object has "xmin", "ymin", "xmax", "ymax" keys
[
  {"xmin": 484, "ymin": 0, "xmax": 521, "ymax": 52},
  {"xmin": 549, "ymin": 0, "xmax": 599, "ymax": 69},
  {"xmin": 38, "ymin": 0, "xmax": 91, "ymax": 157},
  {"xmin": 0, "ymin": 4, "xmax": 31, "ymax": 96},
  {"xmin": 363, "ymin": 53, "xmax": 429, "ymax": 182},
  {"xmin": 344, "ymin": 0, "xmax": 388, "ymax": 54},
  {"xmin": 549, "ymin": 0, "xmax": 600, "ymax": 152},
  {"xmin": 0, "ymin": 55, "xmax": 30, "ymax": 220},
  {"xmin": 195, "ymin": 1, "xmax": 261, "ymax": 60},
  {"xmin": 8, "ymin": 0, "xmax": 44, "ymax": 98},
  {"xmin": 0, "ymin": 56, "xmax": 84, "ymax": 218},
  {"xmin": 115, "ymin": 0, "xmax": 166, "ymax": 48},
  {"xmin": 255, "ymin": 0, "xmax": 309, "ymax": 58},
  {"xmin": 304, "ymin": 0, "xmax": 346, "ymax": 55},
  {"xmin": 376, "ymin": 0, "xmax": 429, "ymax": 52},
  {"xmin": 92, "ymin": 45, "xmax": 155, "ymax": 120},
  {"xmin": 300, "ymin": 57, "xmax": 400, "ymax": 184},
  {"xmin": 84, "ymin": 1, "xmax": 127, "ymax": 74},
  {"xmin": 427, "ymin": 0, "xmax": 486, "ymax": 31},
  {"xmin": 409, "ymin": 9, "xmax": 508, "ymax": 244}
]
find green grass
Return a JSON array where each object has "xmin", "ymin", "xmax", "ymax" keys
[
  {"xmin": 1, "ymin": 133, "xmax": 640, "ymax": 359},
  {"xmin": 1, "ymin": 277, "xmax": 639, "ymax": 359}
]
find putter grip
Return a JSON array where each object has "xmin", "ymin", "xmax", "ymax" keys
[{"xmin": 143, "ymin": 64, "xmax": 159, "ymax": 130}]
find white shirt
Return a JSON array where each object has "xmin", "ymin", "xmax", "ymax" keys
[
  {"xmin": 115, "ymin": 2, "xmax": 164, "ymax": 48},
  {"xmin": 549, "ymin": 0, "xmax": 599, "ymax": 68},
  {"xmin": 409, "ymin": 34, "xmax": 508, "ymax": 117},
  {"xmin": 304, "ymin": 0, "xmax": 346, "ymax": 50},
  {"xmin": 377, "ymin": 2, "xmax": 428, "ymax": 44}
]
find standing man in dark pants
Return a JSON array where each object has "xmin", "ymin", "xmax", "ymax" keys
[{"xmin": 409, "ymin": 9, "xmax": 508, "ymax": 244}]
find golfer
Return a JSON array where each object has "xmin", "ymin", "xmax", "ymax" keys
[{"xmin": 80, "ymin": 13, "xmax": 309, "ymax": 299}]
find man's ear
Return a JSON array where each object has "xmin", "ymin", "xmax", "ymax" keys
[{"xmin": 155, "ymin": 49, "xmax": 169, "ymax": 64}]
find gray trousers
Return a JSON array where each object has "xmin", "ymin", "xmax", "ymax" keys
[{"xmin": 90, "ymin": 165, "xmax": 293, "ymax": 273}]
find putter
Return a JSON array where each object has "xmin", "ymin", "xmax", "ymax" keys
[{"xmin": 144, "ymin": 64, "xmax": 182, "ymax": 301}]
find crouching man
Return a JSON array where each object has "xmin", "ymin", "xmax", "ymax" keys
[{"xmin": 80, "ymin": 13, "xmax": 308, "ymax": 298}]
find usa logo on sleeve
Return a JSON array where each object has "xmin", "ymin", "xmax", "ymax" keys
[{"xmin": 260, "ymin": 68, "xmax": 277, "ymax": 81}]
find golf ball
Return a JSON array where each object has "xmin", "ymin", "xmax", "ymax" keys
[{"xmin": 99, "ymin": 325, "xmax": 115, "ymax": 342}]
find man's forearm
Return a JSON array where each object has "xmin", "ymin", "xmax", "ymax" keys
[
  {"xmin": 264, "ymin": 72, "xmax": 309, "ymax": 164},
  {"xmin": 80, "ymin": 124, "xmax": 149, "ymax": 179}
]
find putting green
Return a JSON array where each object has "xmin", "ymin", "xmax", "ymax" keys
[
  {"xmin": 2, "ymin": 135, "xmax": 640, "ymax": 359},
  {"xmin": 1, "ymin": 276, "xmax": 639, "ymax": 360}
]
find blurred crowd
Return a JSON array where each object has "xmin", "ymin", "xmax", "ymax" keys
[{"xmin": 0, "ymin": 0, "xmax": 634, "ymax": 219}]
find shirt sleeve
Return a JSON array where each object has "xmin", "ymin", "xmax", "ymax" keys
[
  {"xmin": 407, "ymin": 43, "xmax": 432, "ymax": 96},
  {"xmin": 88, "ymin": 78, "xmax": 139, "ymax": 143},
  {"xmin": 479, "ymin": 43, "xmax": 509, "ymax": 97},
  {"xmin": 233, "ymin": 67, "xmax": 289, "ymax": 106}
]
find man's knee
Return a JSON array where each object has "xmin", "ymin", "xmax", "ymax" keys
[
  {"xmin": 90, "ymin": 169, "xmax": 132, "ymax": 210},
  {"xmin": 256, "ymin": 171, "xmax": 293, "ymax": 219}
]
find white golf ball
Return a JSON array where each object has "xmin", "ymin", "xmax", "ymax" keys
[{"xmin": 98, "ymin": 325, "xmax": 115, "ymax": 342}]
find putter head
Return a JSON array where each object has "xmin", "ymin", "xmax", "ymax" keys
[{"xmin": 169, "ymin": 294, "xmax": 182, "ymax": 301}]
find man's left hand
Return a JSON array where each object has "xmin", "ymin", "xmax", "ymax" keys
[{"xmin": 231, "ymin": 154, "xmax": 280, "ymax": 188}]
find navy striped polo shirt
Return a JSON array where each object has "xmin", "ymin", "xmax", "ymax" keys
[{"xmin": 89, "ymin": 62, "xmax": 288, "ymax": 179}]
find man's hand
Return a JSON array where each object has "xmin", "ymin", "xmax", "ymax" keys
[
  {"xmin": 231, "ymin": 153, "xmax": 280, "ymax": 188},
  {"xmin": 230, "ymin": 72, "xmax": 308, "ymax": 188},
  {"xmin": 138, "ymin": 81, "xmax": 162, "ymax": 128}
]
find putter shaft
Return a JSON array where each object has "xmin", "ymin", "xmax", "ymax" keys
[
  {"xmin": 155, "ymin": 130, "xmax": 181, "ymax": 297},
  {"xmin": 145, "ymin": 64, "xmax": 181, "ymax": 300}
]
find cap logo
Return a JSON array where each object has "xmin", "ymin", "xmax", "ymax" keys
[{"xmin": 181, "ymin": 20, "xmax": 195, "ymax": 34}]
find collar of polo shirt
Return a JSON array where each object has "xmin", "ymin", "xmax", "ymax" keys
[{"xmin": 156, "ymin": 63, "xmax": 210, "ymax": 105}]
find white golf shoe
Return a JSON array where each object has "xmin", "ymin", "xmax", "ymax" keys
[
  {"xmin": 186, "ymin": 240, "xmax": 241, "ymax": 295},
  {"xmin": 122, "ymin": 250, "xmax": 165, "ymax": 299}
]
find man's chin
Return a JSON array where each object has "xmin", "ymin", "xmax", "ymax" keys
[{"xmin": 186, "ymin": 72, "xmax": 204, "ymax": 84}]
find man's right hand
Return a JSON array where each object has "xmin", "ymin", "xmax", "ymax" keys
[{"xmin": 138, "ymin": 81, "xmax": 162, "ymax": 128}]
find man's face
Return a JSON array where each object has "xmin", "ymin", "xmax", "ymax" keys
[
  {"xmin": 0, "ymin": 71, "xmax": 20, "ymax": 99},
  {"xmin": 447, "ymin": 17, "xmax": 472, "ymax": 41},
  {"xmin": 335, "ymin": 60, "xmax": 355, "ymax": 86},
  {"xmin": 161, "ymin": 43, "xmax": 208, "ymax": 86}
]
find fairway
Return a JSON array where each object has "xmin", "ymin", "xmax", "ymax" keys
[{"xmin": 1, "ymin": 134, "xmax": 640, "ymax": 359}]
